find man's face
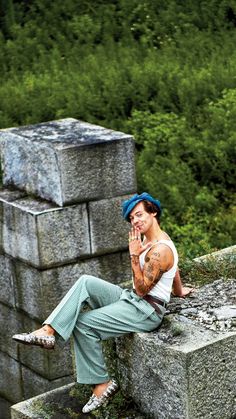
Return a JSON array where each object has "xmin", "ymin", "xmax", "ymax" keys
[{"xmin": 129, "ymin": 201, "xmax": 156, "ymax": 234}]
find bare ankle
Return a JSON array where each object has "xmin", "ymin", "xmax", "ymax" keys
[
  {"xmin": 93, "ymin": 381, "xmax": 111, "ymax": 397},
  {"xmin": 42, "ymin": 325, "xmax": 55, "ymax": 335}
]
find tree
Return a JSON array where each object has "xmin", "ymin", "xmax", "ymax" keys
[{"xmin": 0, "ymin": 0, "xmax": 15, "ymax": 38}]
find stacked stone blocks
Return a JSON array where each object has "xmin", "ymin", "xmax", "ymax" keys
[{"xmin": 0, "ymin": 118, "xmax": 136, "ymax": 417}]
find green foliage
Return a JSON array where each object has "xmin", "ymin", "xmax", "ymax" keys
[
  {"xmin": 179, "ymin": 253, "xmax": 236, "ymax": 286},
  {"xmin": 0, "ymin": 0, "xmax": 235, "ymax": 257},
  {"xmin": 128, "ymin": 108, "xmax": 235, "ymax": 257},
  {"xmin": 0, "ymin": 0, "xmax": 15, "ymax": 38}
]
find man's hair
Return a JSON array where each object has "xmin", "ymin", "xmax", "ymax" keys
[{"xmin": 142, "ymin": 199, "xmax": 161, "ymax": 224}]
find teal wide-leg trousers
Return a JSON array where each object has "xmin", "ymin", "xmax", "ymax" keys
[{"xmin": 44, "ymin": 275, "xmax": 165, "ymax": 384}]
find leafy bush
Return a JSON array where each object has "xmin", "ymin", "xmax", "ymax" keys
[
  {"xmin": 0, "ymin": 0, "xmax": 235, "ymax": 257},
  {"xmin": 127, "ymin": 106, "xmax": 235, "ymax": 257}
]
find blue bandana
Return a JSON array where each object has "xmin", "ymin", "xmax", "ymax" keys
[{"xmin": 122, "ymin": 192, "xmax": 162, "ymax": 222}]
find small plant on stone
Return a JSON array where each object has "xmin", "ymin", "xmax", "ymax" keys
[
  {"xmin": 170, "ymin": 323, "xmax": 185, "ymax": 336},
  {"xmin": 29, "ymin": 400, "xmax": 55, "ymax": 419}
]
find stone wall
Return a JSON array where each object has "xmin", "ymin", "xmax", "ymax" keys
[
  {"xmin": 117, "ymin": 246, "xmax": 236, "ymax": 419},
  {"xmin": 10, "ymin": 245, "xmax": 236, "ymax": 419},
  {"xmin": 0, "ymin": 118, "xmax": 137, "ymax": 418}
]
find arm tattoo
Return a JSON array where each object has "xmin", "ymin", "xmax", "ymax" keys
[
  {"xmin": 144, "ymin": 262, "xmax": 155, "ymax": 282},
  {"xmin": 143, "ymin": 251, "xmax": 166, "ymax": 289},
  {"xmin": 132, "ymin": 247, "xmax": 167, "ymax": 295}
]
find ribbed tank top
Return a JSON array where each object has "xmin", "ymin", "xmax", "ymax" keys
[{"xmin": 138, "ymin": 239, "xmax": 178, "ymax": 303}]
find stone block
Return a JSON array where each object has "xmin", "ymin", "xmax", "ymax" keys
[
  {"xmin": 10, "ymin": 381, "xmax": 144, "ymax": 419},
  {"xmin": 0, "ymin": 189, "xmax": 27, "ymax": 252},
  {"xmin": 21, "ymin": 366, "xmax": 73, "ymax": 400},
  {"xmin": 0, "ymin": 303, "xmax": 25, "ymax": 359},
  {"xmin": 0, "ymin": 192, "xmax": 90, "ymax": 268},
  {"xmin": 0, "ymin": 396, "xmax": 12, "ymax": 419},
  {"xmin": 117, "ymin": 276, "xmax": 236, "ymax": 419},
  {"xmin": 0, "ymin": 300, "xmax": 74, "ymax": 380},
  {"xmin": 14, "ymin": 251, "xmax": 131, "ymax": 321},
  {"xmin": 18, "ymin": 341, "xmax": 74, "ymax": 382},
  {"xmin": 0, "ymin": 118, "xmax": 137, "ymax": 206},
  {"xmin": 89, "ymin": 195, "xmax": 131, "ymax": 255},
  {"xmin": 0, "ymin": 352, "xmax": 23, "ymax": 403},
  {"xmin": 11, "ymin": 383, "xmax": 76, "ymax": 419},
  {"xmin": 0, "ymin": 254, "xmax": 16, "ymax": 307},
  {"xmin": 117, "ymin": 327, "xmax": 236, "ymax": 419},
  {"xmin": 194, "ymin": 244, "xmax": 236, "ymax": 263},
  {"xmin": 7, "ymin": 312, "xmax": 74, "ymax": 380}
]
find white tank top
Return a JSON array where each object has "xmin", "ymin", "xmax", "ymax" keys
[{"xmin": 138, "ymin": 239, "xmax": 178, "ymax": 303}]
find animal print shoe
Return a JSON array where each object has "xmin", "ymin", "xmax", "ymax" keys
[
  {"xmin": 82, "ymin": 379, "xmax": 119, "ymax": 413},
  {"xmin": 12, "ymin": 332, "xmax": 55, "ymax": 349}
]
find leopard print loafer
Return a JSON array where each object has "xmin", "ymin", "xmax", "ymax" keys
[
  {"xmin": 82, "ymin": 379, "xmax": 119, "ymax": 413},
  {"xmin": 12, "ymin": 333, "xmax": 55, "ymax": 349}
]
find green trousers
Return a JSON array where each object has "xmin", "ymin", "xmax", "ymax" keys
[{"xmin": 44, "ymin": 275, "xmax": 165, "ymax": 384}]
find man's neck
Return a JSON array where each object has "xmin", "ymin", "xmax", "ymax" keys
[{"xmin": 144, "ymin": 223, "xmax": 162, "ymax": 242}]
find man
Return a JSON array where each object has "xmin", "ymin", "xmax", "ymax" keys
[{"xmin": 13, "ymin": 192, "xmax": 192, "ymax": 413}]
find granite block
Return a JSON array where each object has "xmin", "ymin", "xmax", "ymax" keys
[
  {"xmin": 21, "ymin": 366, "xmax": 73, "ymax": 400},
  {"xmin": 0, "ymin": 352, "xmax": 23, "ymax": 403},
  {"xmin": 14, "ymin": 251, "xmax": 131, "ymax": 321},
  {"xmin": 0, "ymin": 304, "xmax": 25, "ymax": 359},
  {"xmin": 0, "ymin": 193, "xmax": 90, "ymax": 268},
  {"xmin": 0, "ymin": 119, "xmax": 137, "ymax": 206},
  {"xmin": 0, "ymin": 253, "xmax": 16, "ymax": 307},
  {"xmin": 89, "ymin": 195, "xmax": 131, "ymax": 255},
  {"xmin": 0, "ymin": 396, "xmax": 12, "ymax": 419},
  {"xmin": 0, "ymin": 189, "xmax": 26, "ymax": 252},
  {"xmin": 117, "ymin": 321, "xmax": 236, "ymax": 419},
  {"xmin": 9, "ymin": 313, "xmax": 74, "ymax": 380}
]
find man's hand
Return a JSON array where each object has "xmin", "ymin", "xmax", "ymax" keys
[
  {"xmin": 172, "ymin": 269, "xmax": 195, "ymax": 298},
  {"xmin": 128, "ymin": 226, "xmax": 152, "ymax": 257},
  {"xmin": 173, "ymin": 286, "xmax": 195, "ymax": 298}
]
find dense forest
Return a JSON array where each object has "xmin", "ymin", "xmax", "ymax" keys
[{"xmin": 0, "ymin": 0, "xmax": 235, "ymax": 259}]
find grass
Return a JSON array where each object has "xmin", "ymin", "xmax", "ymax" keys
[{"xmin": 180, "ymin": 253, "xmax": 235, "ymax": 287}]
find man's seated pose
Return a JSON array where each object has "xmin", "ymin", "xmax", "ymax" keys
[{"xmin": 13, "ymin": 192, "xmax": 192, "ymax": 413}]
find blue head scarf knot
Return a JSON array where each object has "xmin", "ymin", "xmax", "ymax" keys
[{"xmin": 122, "ymin": 192, "xmax": 162, "ymax": 222}]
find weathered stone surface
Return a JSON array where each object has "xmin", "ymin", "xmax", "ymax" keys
[
  {"xmin": 21, "ymin": 366, "xmax": 72, "ymax": 400},
  {"xmin": 117, "ymin": 327, "xmax": 236, "ymax": 419},
  {"xmin": 0, "ymin": 303, "xmax": 25, "ymax": 359},
  {"xmin": 0, "ymin": 303, "xmax": 73, "ymax": 380},
  {"xmin": 0, "ymin": 189, "xmax": 27, "ymax": 252},
  {"xmin": 18, "ymin": 341, "xmax": 74, "ymax": 381},
  {"xmin": 89, "ymin": 195, "xmax": 131, "ymax": 255},
  {"xmin": 0, "ymin": 254, "xmax": 16, "ymax": 307},
  {"xmin": 194, "ymin": 244, "xmax": 236, "ymax": 262},
  {"xmin": 0, "ymin": 352, "xmax": 23, "ymax": 403},
  {"xmin": 10, "ymin": 312, "xmax": 74, "ymax": 380},
  {"xmin": 10, "ymin": 383, "xmax": 76, "ymax": 419},
  {"xmin": 0, "ymin": 192, "xmax": 90, "ymax": 268},
  {"xmin": 11, "ymin": 381, "xmax": 145, "ymax": 419},
  {"xmin": 168, "ymin": 278, "xmax": 236, "ymax": 332},
  {"xmin": 0, "ymin": 396, "xmax": 11, "ymax": 419},
  {"xmin": 12, "ymin": 251, "xmax": 130, "ymax": 320},
  {"xmin": 117, "ymin": 277, "xmax": 236, "ymax": 419},
  {"xmin": 0, "ymin": 118, "xmax": 137, "ymax": 206}
]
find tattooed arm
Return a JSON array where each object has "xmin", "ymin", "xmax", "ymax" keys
[
  {"xmin": 128, "ymin": 227, "xmax": 173, "ymax": 296},
  {"xmin": 131, "ymin": 244, "xmax": 173, "ymax": 296}
]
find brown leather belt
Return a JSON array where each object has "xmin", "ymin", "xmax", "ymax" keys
[{"xmin": 143, "ymin": 294, "xmax": 167, "ymax": 314}]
